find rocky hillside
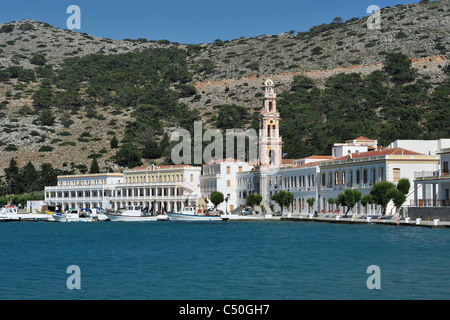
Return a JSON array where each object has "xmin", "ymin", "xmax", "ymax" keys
[
  {"xmin": 188, "ymin": 0, "xmax": 449, "ymax": 81},
  {"xmin": 0, "ymin": 0, "xmax": 449, "ymax": 174}
]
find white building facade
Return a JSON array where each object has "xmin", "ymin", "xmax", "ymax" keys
[
  {"xmin": 45, "ymin": 173, "xmax": 123, "ymax": 211},
  {"xmin": 265, "ymin": 164, "xmax": 319, "ymax": 215},
  {"xmin": 413, "ymin": 148, "xmax": 450, "ymax": 207},
  {"xmin": 318, "ymin": 149, "xmax": 439, "ymax": 216},
  {"xmin": 201, "ymin": 159, "xmax": 253, "ymax": 212}
]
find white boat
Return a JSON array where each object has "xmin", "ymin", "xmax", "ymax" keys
[
  {"xmin": 0, "ymin": 206, "xmax": 18, "ymax": 215},
  {"xmin": 52, "ymin": 210, "xmax": 95, "ymax": 223},
  {"xmin": 166, "ymin": 207, "xmax": 228, "ymax": 222},
  {"xmin": 0, "ymin": 205, "xmax": 54, "ymax": 222},
  {"xmin": 81, "ymin": 208, "xmax": 109, "ymax": 221},
  {"xmin": 105, "ymin": 206, "xmax": 169, "ymax": 222}
]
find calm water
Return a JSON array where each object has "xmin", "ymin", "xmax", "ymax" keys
[{"xmin": 0, "ymin": 221, "xmax": 448, "ymax": 300}]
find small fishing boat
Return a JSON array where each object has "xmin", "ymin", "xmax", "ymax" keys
[
  {"xmin": 166, "ymin": 207, "xmax": 228, "ymax": 222},
  {"xmin": 0, "ymin": 205, "xmax": 54, "ymax": 222},
  {"xmin": 52, "ymin": 210, "xmax": 96, "ymax": 223},
  {"xmin": 105, "ymin": 206, "xmax": 169, "ymax": 222}
]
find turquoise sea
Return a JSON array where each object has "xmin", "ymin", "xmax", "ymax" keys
[{"xmin": 0, "ymin": 221, "xmax": 448, "ymax": 300}]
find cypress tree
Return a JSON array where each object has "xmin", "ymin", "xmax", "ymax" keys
[
  {"xmin": 89, "ymin": 157, "xmax": 100, "ymax": 174},
  {"xmin": 4, "ymin": 158, "xmax": 20, "ymax": 195},
  {"xmin": 20, "ymin": 162, "xmax": 40, "ymax": 193}
]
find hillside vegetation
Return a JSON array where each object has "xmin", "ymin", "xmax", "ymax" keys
[{"xmin": 0, "ymin": 0, "xmax": 448, "ymax": 192}]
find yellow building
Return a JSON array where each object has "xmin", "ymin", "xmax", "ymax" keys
[{"xmin": 111, "ymin": 165, "xmax": 202, "ymax": 213}]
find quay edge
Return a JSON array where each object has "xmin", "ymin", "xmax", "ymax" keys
[{"xmin": 281, "ymin": 216, "xmax": 450, "ymax": 228}]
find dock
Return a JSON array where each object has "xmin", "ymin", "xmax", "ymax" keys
[
  {"xmin": 223, "ymin": 214, "xmax": 282, "ymax": 221},
  {"xmin": 281, "ymin": 214, "xmax": 450, "ymax": 228},
  {"xmin": 0, "ymin": 214, "xmax": 54, "ymax": 222}
]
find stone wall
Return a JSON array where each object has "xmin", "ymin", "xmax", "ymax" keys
[{"xmin": 407, "ymin": 207, "xmax": 450, "ymax": 221}]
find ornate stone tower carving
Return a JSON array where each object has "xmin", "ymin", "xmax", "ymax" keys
[{"xmin": 259, "ymin": 79, "xmax": 283, "ymax": 170}]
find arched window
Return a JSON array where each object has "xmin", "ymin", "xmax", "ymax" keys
[{"xmin": 269, "ymin": 150, "xmax": 275, "ymax": 165}]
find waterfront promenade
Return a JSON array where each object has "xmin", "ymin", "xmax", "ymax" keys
[
  {"xmin": 223, "ymin": 212, "xmax": 449, "ymax": 228},
  {"xmin": 281, "ymin": 214, "xmax": 450, "ymax": 228},
  {"xmin": 2, "ymin": 211, "xmax": 449, "ymax": 228}
]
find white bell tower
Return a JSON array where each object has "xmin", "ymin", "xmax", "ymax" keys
[{"xmin": 259, "ymin": 79, "xmax": 283, "ymax": 169}]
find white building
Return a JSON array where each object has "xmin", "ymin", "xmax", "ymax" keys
[
  {"xmin": 265, "ymin": 163, "xmax": 320, "ymax": 215},
  {"xmin": 318, "ymin": 148, "xmax": 439, "ymax": 216},
  {"xmin": 110, "ymin": 165, "xmax": 201, "ymax": 213},
  {"xmin": 413, "ymin": 147, "xmax": 450, "ymax": 207},
  {"xmin": 387, "ymin": 139, "xmax": 450, "ymax": 155},
  {"xmin": 331, "ymin": 136, "xmax": 378, "ymax": 158},
  {"xmin": 294, "ymin": 156, "xmax": 334, "ymax": 167},
  {"xmin": 45, "ymin": 165, "xmax": 202, "ymax": 213},
  {"xmin": 26, "ymin": 200, "xmax": 45, "ymax": 214},
  {"xmin": 45, "ymin": 173, "xmax": 123, "ymax": 211},
  {"xmin": 201, "ymin": 159, "xmax": 253, "ymax": 212}
]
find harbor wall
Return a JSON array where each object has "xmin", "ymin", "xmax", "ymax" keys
[{"xmin": 407, "ymin": 207, "xmax": 450, "ymax": 221}]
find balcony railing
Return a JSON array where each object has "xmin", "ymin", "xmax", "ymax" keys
[
  {"xmin": 410, "ymin": 199, "xmax": 450, "ymax": 207},
  {"xmin": 414, "ymin": 170, "xmax": 448, "ymax": 180}
]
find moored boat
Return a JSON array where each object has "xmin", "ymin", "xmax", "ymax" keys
[
  {"xmin": 0, "ymin": 205, "xmax": 55, "ymax": 222},
  {"xmin": 166, "ymin": 207, "xmax": 228, "ymax": 221},
  {"xmin": 52, "ymin": 210, "xmax": 96, "ymax": 223},
  {"xmin": 81, "ymin": 208, "xmax": 109, "ymax": 221},
  {"xmin": 105, "ymin": 206, "xmax": 169, "ymax": 222}
]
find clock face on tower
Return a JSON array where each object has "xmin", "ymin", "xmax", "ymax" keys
[{"xmin": 269, "ymin": 119, "xmax": 275, "ymax": 125}]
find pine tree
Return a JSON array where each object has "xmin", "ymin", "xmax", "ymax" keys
[
  {"xmin": 142, "ymin": 138, "xmax": 161, "ymax": 159},
  {"xmin": 383, "ymin": 52, "xmax": 416, "ymax": 84},
  {"xmin": 114, "ymin": 143, "xmax": 142, "ymax": 169},
  {"xmin": 38, "ymin": 108, "xmax": 55, "ymax": 126}
]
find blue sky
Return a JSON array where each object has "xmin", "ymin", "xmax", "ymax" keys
[{"xmin": 1, "ymin": 0, "xmax": 427, "ymax": 43}]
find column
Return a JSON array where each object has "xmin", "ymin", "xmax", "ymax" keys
[
  {"xmin": 259, "ymin": 174, "xmax": 269, "ymax": 208},
  {"xmin": 438, "ymin": 182, "xmax": 444, "ymax": 207},
  {"xmin": 432, "ymin": 183, "xmax": 437, "ymax": 206},
  {"xmin": 414, "ymin": 181, "xmax": 418, "ymax": 207},
  {"xmin": 422, "ymin": 183, "xmax": 427, "ymax": 207}
]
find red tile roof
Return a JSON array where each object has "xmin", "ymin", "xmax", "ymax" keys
[
  {"xmin": 354, "ymin": 136, "xmax": 373, "ymax": 141},
  {"xmin": 289, "ymin": 161, "xmax": 326, "ymax": 169},
  {"xmin": 303, "ymin": 155, "xmax": 335, "ymax": 160},
  {"xmin": 281, "ymin": 159, "xmax": 296, "ymax": 165}
]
